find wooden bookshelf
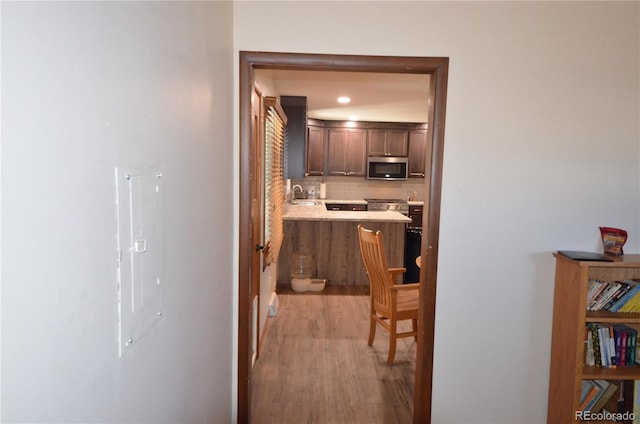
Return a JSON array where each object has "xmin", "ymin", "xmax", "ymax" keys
[
  {"xmin": 582, "ymin": 366, "xmax": 640, "ymax": 380},
  {"xmin": 548, "ymin": 253, "xmax": 640, "ymax": 423},
  {"xmin": 586, "ymin": 311, "xmax": 640, "ymax": 324}
]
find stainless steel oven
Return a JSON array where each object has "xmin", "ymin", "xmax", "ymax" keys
[
  {"xmin": 364, "ymin": 198, "xmax": 409, "ymax": 214},
  {"xmin": 365, "ymin": 199, "xmax": 420, "ymax": 284},
  {"xmin": 404, "ymin": 204, "xmax": 422, "ymax": 283},
  {"xmin": 404, "ymin": 227, "xmax": 421, "ymax": 283}
]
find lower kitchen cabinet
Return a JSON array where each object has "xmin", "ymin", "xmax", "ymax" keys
[
  {"xmin": 278, "ymin": 220, "xmax": 405, "ymax": 286},
  {"xmin": 324, "ymin": 203, "xmax": 367, "ymax": 211}
]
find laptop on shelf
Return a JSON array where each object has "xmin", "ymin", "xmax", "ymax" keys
[{"xmin": 557, "ymin": 250, "xmax": 614, "ymax": 262}]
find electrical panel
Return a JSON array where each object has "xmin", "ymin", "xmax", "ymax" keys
[{"xmin": 115, "ymin": 168, "xmax": 164, "ymax": 357}]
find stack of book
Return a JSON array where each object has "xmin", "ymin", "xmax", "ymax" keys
[
  {"xmin": 585, "ymin": 323, "xmax": 638, "ymax": 368},
  {"xmin": 580, "ymin": 380, "xmax": 640, "ymax": 423},
  {"xmin": 579, "ymin": 379, "xmax": 619, "ymax": 413},
  {"xmin": 587, "ymin": 279, "xmax": 640, "ymax": 312}
]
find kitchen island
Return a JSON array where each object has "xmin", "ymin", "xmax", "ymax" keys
[{"xmin": 278, "ymin": 201, "xmax": 411, "ymax": 287}]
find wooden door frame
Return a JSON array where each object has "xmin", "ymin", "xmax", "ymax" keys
[
  {"xmin": 238, "ymin": 51, "xmax": 449, "ymax": 424},
  {"xmin": 250, "ymin": 84, "xmax": 263, "ymax": 366}
]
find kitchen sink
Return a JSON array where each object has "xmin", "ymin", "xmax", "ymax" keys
[{"xmin": 290, "ymin": 199, "xmax": 322, "ymax": 206}]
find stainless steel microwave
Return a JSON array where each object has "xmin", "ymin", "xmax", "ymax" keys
[{"xmin": 366, "ymin": 156, "xmax": 408, "ymax": 181}]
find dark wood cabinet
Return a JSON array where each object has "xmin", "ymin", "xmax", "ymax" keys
[
  {"xmin": 324, "ymin": 203, "xmax": 344, "ymax": 211},
  {"xmin": 288, "ymin": 119, "xmax": 426, "ymax": 178},
  {"xmin": 368, "ymin": 129, "xmax": 408, "ymax": 157},
  {"xmin": 281, "ymin": 96, "xmax": 307, "ymax": 179},
  {"xmin": 325, "ymin": 203, "xmax": 367, "ymax": 211},
  {"xmin": 408, "ymin": 129, "xmax": 428, "ymax": 178},
  {"xmin": 306, "ymin": 126, "xmax": 324, "ymax": 176},
  {"xmin": 279, "ymin": 220, "xmax": 406, "ymax": 286},
  {"xmin": 327, "ymin": 128, "xmax": 366, "ymax": 177},
  {"xmin": 388, "ymin": 130, "xmax": 409, "ymax": 156},
  {"xmin": 408, "ymin": 205, "xmax": 423, "ymax": 228}
]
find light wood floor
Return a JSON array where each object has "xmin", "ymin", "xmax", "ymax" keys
[{"xmin": 250, "ymin": 285, "xmax": 416, "ymax": 424}]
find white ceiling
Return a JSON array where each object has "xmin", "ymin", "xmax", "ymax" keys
[{"xmin": 258, "ymin": 69, "xmax": 430, "ymax": 123}]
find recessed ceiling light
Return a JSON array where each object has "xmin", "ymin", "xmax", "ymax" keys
[
  {"xmin": 348, "ymin": 115, "xmax": 359, "ymax": 121},
  {"xmin": 337, "ymin": 96, "xmax": 351, "ymax": 104}
]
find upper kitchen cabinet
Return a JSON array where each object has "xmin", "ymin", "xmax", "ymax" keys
[
  {"xmin": 407, "ymin": 129, "xmax": 428, "ymax": 178},
  {"xmin": 288, "ymin": 118, "xmax": 425, "ymax": 178},
  {"xmin": 367, "ymin": 129, "xmax": 408, "ymax": 157},
  {"xmin": 306, "ymin": 124, "xmax": 325, "ymax": 176},
  {"xmin": 327, "ymin": 128, "xmax": 366, "ymax": 177},
  {"xmin": 281, "ymin": 96, "xmax": 307, "ymax": 179}
]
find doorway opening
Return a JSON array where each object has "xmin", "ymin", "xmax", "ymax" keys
[{"xmin": 239, "ymin": 51, "xmax": 449, "ymax": 423}]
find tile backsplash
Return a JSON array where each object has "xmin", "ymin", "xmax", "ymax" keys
[{"xmin": 289, "ymin": 176, "xmax": 425, "ymax": 202}]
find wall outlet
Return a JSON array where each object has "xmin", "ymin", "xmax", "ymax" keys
[{"xmin": 268, "ymin": 293, "xmax": 279, "ymax": 317}]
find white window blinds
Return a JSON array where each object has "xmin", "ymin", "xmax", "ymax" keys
[{"xmin": 263, "ymin": 97, "xmax": 287, "ymax": 267}]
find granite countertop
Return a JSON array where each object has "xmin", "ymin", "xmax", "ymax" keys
[{"xmin": 283, "ymin": 199, "xmax": 413, "ymax": 223}]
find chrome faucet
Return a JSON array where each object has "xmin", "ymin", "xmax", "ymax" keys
[{"xmin": 291, "ymin": 184, "xmax": 305, "ymax": 201}]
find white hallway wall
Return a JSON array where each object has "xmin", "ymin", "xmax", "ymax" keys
[
  {"xmin": 2, "ymin": 2, "xmax": 235, "ymax": 422},
  {"xmin": 234, "ymin": 2, "xmax": 640, "ymax": 423}
]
